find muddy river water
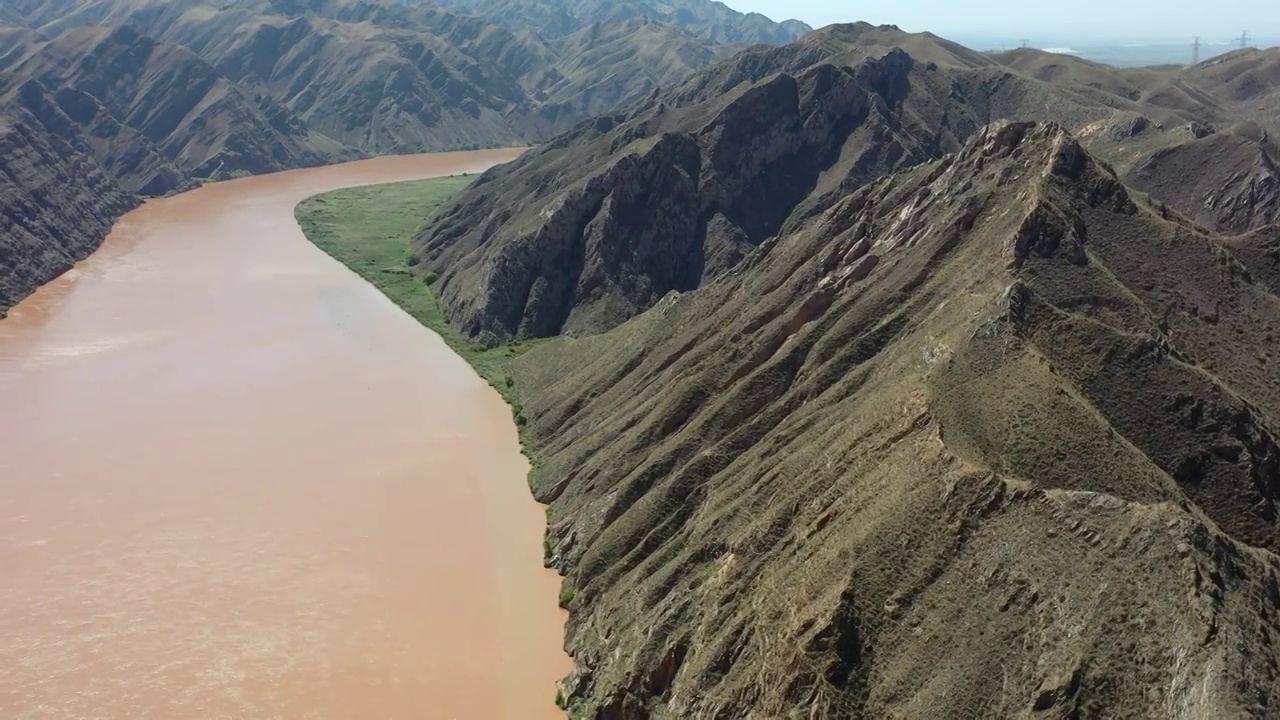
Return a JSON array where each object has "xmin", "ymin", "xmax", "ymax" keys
[{"xmin": 0, "ymin": 150, "xmax": 572, "ymax": 719}]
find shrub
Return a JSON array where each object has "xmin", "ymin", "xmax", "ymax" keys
[{"xmin": 423, "ymin": 271, "xmax": 439, "ymax": 285}]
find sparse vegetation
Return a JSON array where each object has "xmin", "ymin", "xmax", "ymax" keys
[{"xmin": 558, "ymin": 582, "xmax": 575, "ymax": 608}]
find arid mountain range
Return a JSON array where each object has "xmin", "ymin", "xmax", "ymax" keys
[
  {"xmin": 418, "ymin": 23, "xmax": 1280, "ymax": 342},
  {"xmin": 433, "ymin": 0, "xmax": 810, "ymax": 46},
  {"xmin": 414, "ymin": 21, "xmax": 1280, "ymax": 718},
  {"xmin": 4, "ymin": 3, "xmax": 1280, "ymax": 716},
  {"xmin": 0, "ymin": 0, "xmax": 791, "ymax": 312}
]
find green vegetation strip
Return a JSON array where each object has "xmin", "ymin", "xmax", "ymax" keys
[{"xmin": 294, "ymin": 175, "xmax": 537, "ymax": 424}]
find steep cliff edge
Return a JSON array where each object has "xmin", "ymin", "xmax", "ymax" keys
[{"xmin": 510, "ymin": 121, "xmax": 1280, "ymax": 718}]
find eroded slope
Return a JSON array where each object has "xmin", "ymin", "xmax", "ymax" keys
[
  {"xmin": 0, "ymin": 109, "xmax": 138, "ymax": 312},
  {"xmin": 509, "ymin": 123, "xmax": 1280, "ymax": 718}
]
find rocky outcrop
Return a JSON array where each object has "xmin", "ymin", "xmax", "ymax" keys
[{"xmin": 508, "ymin": 122, "xmax": 1280, "ymax": 718}]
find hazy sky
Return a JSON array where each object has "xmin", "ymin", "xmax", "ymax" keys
[{"xmin": 724, "ymin": 0, "xmax": 1278, "ymax": 43}]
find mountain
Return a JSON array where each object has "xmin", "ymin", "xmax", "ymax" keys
[
  {"xmin": 1000, "ymin": 46, "xmax": 1280, "ymax": 233},
  {"xmin": 0, "ymin": 19, "xmax": 349, "ymax": 314},
  {"xmin": 13, "ymin": 0, "xmax": 730, "ymax": 152},
  {"xmin": 417, "ymin": 29, "xmax": 1280, "ymax": 346},
  {"xmin": 433, "ymin": 0, "xmax": 811, "ymax": 46},
  {"xmin": 413, "ymin": 23, "xmax": 1280, "ymax": 718},
  {"xmin": 543, "ymin": 17, "xmax": 736, "ymax": 120},
  {"xmin": 415, "ymin": 42, "xmax": 979, "ymax": 342},
  {"xmin": 0, "ymin": 23, "xmax": 345, "ymax": 188},
  {"xmin": 1123, "ymin": 121, "xmax": 1279, "ymax": 233},
  {"xmin": 513, "ymin": 118, "xmax": 1280, "ymax": 719},
  {"xmin": 0, "ymin": 0, "xmax": 775, "ymax": 314}
]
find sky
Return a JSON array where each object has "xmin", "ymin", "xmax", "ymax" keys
[{"xmin": 723, "ymin": 0, "xmax": 1279, "ymax": 45}]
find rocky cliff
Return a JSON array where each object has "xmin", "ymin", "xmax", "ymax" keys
[{"xmin": 0, "ymin": 108, "xmax": 137, "ymax": 313}]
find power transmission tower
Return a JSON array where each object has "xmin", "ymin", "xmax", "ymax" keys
[
  {"xmin": 1192, "ymin": 36, "xmax": 1201, "ymax": 64},
  {"xmin": 1241, "ymin": 30, "xmax": 1250, "ymax": 49},
  {"xmin": 1020, "ymin": 38, "xmax": 1029, "ymax": 48}
]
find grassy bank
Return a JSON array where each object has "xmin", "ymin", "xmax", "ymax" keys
[{"xmin": 294, "ymin": 175, "xmax": 538, "ymax": 421}]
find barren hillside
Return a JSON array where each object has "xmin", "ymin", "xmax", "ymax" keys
[{"xmin": 512, "ymin": 120, "xmax": 1280, "ymax": 719}]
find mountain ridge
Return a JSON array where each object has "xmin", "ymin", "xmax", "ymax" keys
[
  {"xmin": 431, "ymin": 0, "xmax": 811, "ymax": 46},
  {"xmin": 0, "ymin": 0, "xmax": 776, "ymax": 314},
  {"xmin": 417, "ymin": 25, "xmax": 1280, "ymax": 345},
  {"xmin": 508, "ymin": 119, "xmax": 1280, "ymax": 717}
]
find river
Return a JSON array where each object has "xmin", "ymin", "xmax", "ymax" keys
[{"xmin": 0, "ymin": 150, "xmax": 572, "ymax": 719}]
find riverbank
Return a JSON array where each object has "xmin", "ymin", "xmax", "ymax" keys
[{"xmin": 295, "ymin": 176, "xmax": 541, "ymax": 425}]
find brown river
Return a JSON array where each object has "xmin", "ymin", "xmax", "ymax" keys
[{"xmin": 0, "ymin": 150, "xmax": 573, "ymax": 719}]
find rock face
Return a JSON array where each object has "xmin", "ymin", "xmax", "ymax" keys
[
  {"xmin": 0, "ymin": 109, "xmax": 137, "ymax": 313},
  {"xmin": 510, "ymin": 121, "xmax": 1280, "ymax": 718}
]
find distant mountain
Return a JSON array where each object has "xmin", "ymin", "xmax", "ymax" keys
[
  {"xmin": 543, "ymin": 17, "xmax": 736, "ymax": 120},
  {"xmin": 0, "ymin": 0, "xmax": 774, "ymax": 313},
  {"xmin": 998, "ymin": 46, "xmax": 1280, "ymax": 233},
  {"xmin": 0, "ymin": 20, "xmax": 349, "ymax": 312},
  {"xmin": 0, "ymin": 23, "xmax": 344, "ymax": 189},
  {"xmin": 10, "ymin": 0, "xmax": 736, "ymax": 152},
  {"xmin": 432, "ymin": 0, "xmax": 811, "ymax": 45}
]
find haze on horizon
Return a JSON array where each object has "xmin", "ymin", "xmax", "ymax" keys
[{"xmin": 725, "ymin": 0, "xmax": 1279, "ymax": 45}]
